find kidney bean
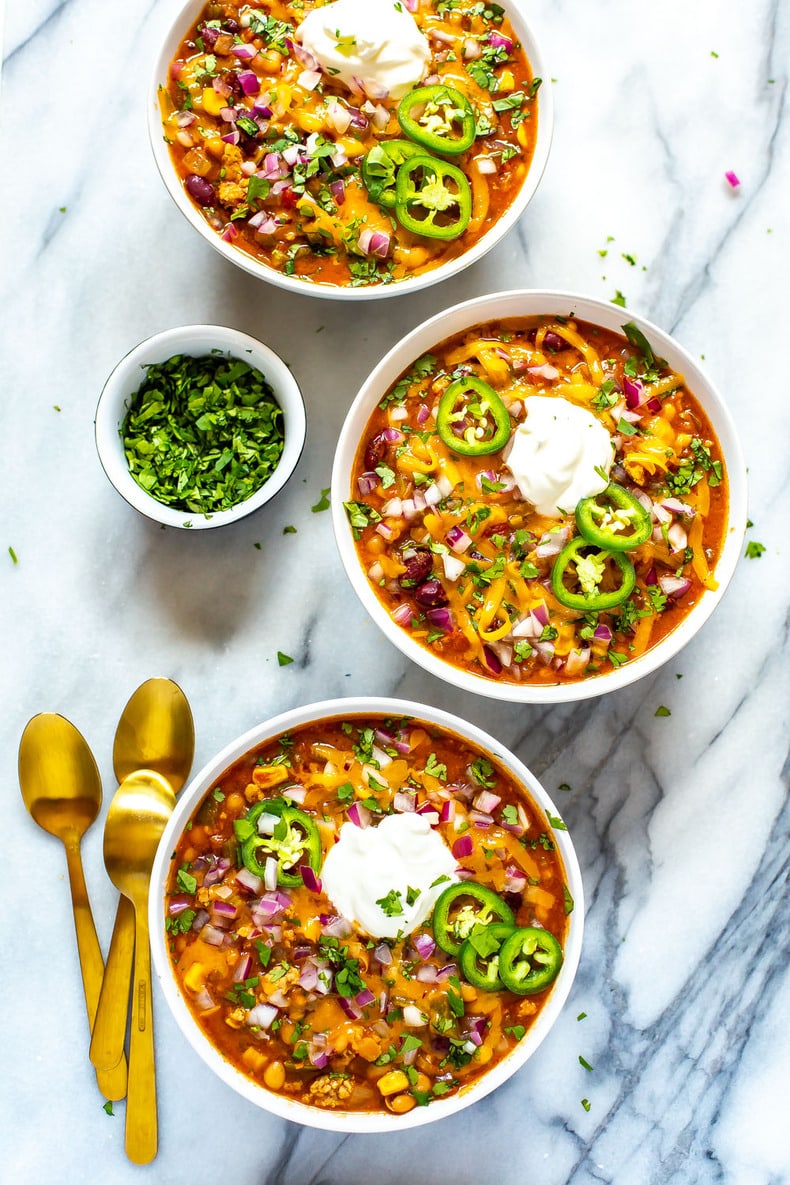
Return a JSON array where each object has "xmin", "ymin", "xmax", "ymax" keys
[
  {"xmin": 185, "ymin": 174, "xmax": 216, "ymax": 207},
  {"xmin": 363, "ymin": 433, "xmax": 387, "ymax": 471},
  {"xmin": 399, "ymin": 550, "xmax": 433, "ymax": 589},
  {"xmin": 414, "ymin": 579, "xmax": 449, "ymax": 608},
  {"xmin": 543, "ymin": 331, "xmax": 565, "ymax": 352}
]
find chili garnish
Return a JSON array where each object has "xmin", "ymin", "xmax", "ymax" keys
[
  {"xmin": 394, "ymin": 155, "xmax": 472, "ymax": 241},
  {"xmin": 498, "ymin": 927, "xmax": 564, "ymax": 995},
  {"xmin": 576, "ymin": 483, "xmax": 652, "ymax": 551},
  {"xmin": 436, "ymin": 375, "xmax": 511, "ymax": 456},
  {"xmin": 397, "ymin": 84, "xmax": 477, "ymax": 156},
  {"xmin": 550, "ymin": 538, "xmax": 636, "ymax": 611},
  {"xmin": 432, "ymin": 881, "xmax": 515, "ymax": 956},
  {"xmin": 234, "ymin": 798, "xmax": 322, "ymax": 888},
  {"xmin": 361, "ymin": 139, "xmax": 425, "ymax": 209},
  {"xmin": 458, "ymin": 921, "xmax": 515, "ymax": 991}
]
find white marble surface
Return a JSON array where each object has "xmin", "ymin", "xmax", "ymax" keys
[{"xmin": 2, "ymin": 0, "xmax": 789, "ymax": 1182}]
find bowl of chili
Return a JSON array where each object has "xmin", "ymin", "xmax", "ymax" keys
[
  {"xmin": 330, "ymin": 290, "xmax": 748, "ymax": 701},
  {"xmin": 149, "ymin": 696, "xmax": 584, "ymax": 1131},
  {"xmin": 95, "ymin": 324, "xmax": 306, "ymax": 529},
  {"xmin": 148, "ymin": 0, "xmax": 552, "ymax": 299}
]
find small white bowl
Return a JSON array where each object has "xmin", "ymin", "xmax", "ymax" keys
[
  {"xmin": 95, "ymin": 324, "xmax": 306, "ymax": 529},
  {"xmin": 331, "ymin": 290, "xmax": 748, "ymax": 702},
  {"xmin": 149, "ymin": 696, "xmax": 584, "ymax": 1132},
  {"xmin": 148, "ymin": 0, "xmax": 553, "ymax": 301}
]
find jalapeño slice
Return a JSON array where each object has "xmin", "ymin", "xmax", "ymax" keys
[
  {"xmin": 394, "ymin": 154, "xmax": 472, "ymax": 241},
  {"xmin": 235, "ymin": 797, "xmax": 321, "ymax": 888},
  {"xmin": 432, "ymin": 882, "xmax": 515, "ymax": 957},
  {"xmin": 575, "ymin": 483, "xmax": 652, "ymax": 551},
  {"xmin": 397, "ymin": 83, "xmax": 476, "ymax": 156},
  {"xmin": 497, "ymin": 926, "xmax": 563, "ymax": 995},
  {"xmin": 551, "ymin": 538, "xmax": 636, "ymax": 611},
  {"xmin": 361, "ymin": 139, "xmax": 424, "ymax": 208},
  {"xmin": 437, "ymin": 375, "xmax": 511, "ymax": 456},
  {"xmin": 459, "ymin": 921, "xmax": 516, "ymax": 991}
]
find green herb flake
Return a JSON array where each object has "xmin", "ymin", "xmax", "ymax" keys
[
  {"xmin": 277, "ymin": 651, "xmax": 294, "ymax": 666},
  {"xmin": 655, "ymin": 705, "xmax": 671, "ymax": 717},
  {"xmin": 612, "ymin": 290, "xmax": 627, "ymax": 308},
  {"xmin": 121, "ymin": 353, "xmax": 284, "ymax": 515},
  {"xmin": 312, "ymin": 487, "xmax": 331, "ymax": 512},
  {"xmin": 283, "ymin": 524, "xmax": 297, "ymax": 535},
  {"xmin": 579, "ymin": 1055, "xmax": 594, "ymax": 1072},
  {"xmin": 102, "ymin": 1101, "xmax": 114, "ymax": 1116},
  {"xmin": 745, "ymin": 540, "xmax": 766, "ymax": 558},
  {"xmin": 577, "ymin": 1011, "xmax": 587, "ymax": 1021},
  {"xmin": 176, "ymin": 867, "xmax": 197, "ymax": 894},
  {"xmin": 581, "ymin": 1097, "xmax": 591, "ymax": 1112},
  {"xmin": 8, "ymin": 546, "xmax": 18, "ymax": 564},
  {"xmin": 547, "ymin": 812, "xmax": 567, "ymax": 831}
]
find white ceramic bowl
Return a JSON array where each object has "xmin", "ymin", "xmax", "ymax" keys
[
  {"xmin": 95, "ymin": 324, "xmax": 306, "ymax": 529},
  {"xmin": 149, "ymin": 695, "xmax": 584, "ymax": 1132},
  {"xmin": 331, "ymin": 290, "xmax": 748, "ymax": 702},
  {"xmin": 148, "ymin": 0, "xmax": 553, "ymax": 301}
]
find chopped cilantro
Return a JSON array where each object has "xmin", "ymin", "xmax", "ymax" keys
[
  {"xmin": 745, "ymin": 540, "xmax": 766, "ymax": 558},
  {"xmin": 277, "ymin": 651, "xmax": 294, "ymax": 666},
  {"xmin": 655, "ymin": 705, "xmax": 671, "ymax": 717},
  {"xmin": 311, "ymin": 487, "xmax": 331, "ymax": 512}
]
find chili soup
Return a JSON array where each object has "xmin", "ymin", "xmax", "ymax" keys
[
  {"xmin": 332, "ymin": 293, "xmax": 746, "ymax": 700},
  {"xmin": 154, "ymin": 0, "xmax": 548, "ymax": 292},
  {"xmin": 155, "ymin": 701, "xmax": 582, "ymax": 1127}
]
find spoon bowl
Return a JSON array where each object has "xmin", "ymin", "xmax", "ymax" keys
[
  {"xmin": 103, "ymin": 770, "xmax": 176, "ymax": 1165},
  {"xmin": 91, "ymin": 679, "xmax": 194, "ymax": 1085},
  {"xmin": 18, "ymin": 714, "xmax": 127, "ymax": 1101},
  {"xmin": 113, "ymin": 678, "xmax": 195, "ymax": 790}
]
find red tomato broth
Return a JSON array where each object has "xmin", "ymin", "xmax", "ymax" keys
[
  {"xmin": 160, "ymin": 1, "xmax": 539, "ymax": 288},
  {"xmin": 164, "ymin": 714, "xmax": 571, "ymax": 1115},
  {"xmin": 344, "ymin": 317, "xmax": 729, "ymax": 686}
]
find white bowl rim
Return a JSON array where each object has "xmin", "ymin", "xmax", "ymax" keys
[
  {"xmin": 149, "ymin": 694, "xmax": 585, "ymax": 1133},
  {"xmin": 147, "ymin": 0, "xmax": 554, "ymax": 302},
  {"xmin": 330, "ymin": 288, "xmax": 749, "ymax": 702},
  {"xmin": 94, "ymin": 323, "xmax": 306, "ymax": 530}
]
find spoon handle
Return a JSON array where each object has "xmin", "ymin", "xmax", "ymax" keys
[
  {"xmin": 90, "ymin": 895, "xmax": 135, "ymax": 1074},
  {"xmin": 63, "ymin": 836, "xmax": 128, "ymax": 1100},
  {"xmin": 125, "ymin": 899, "xmax": 157, "ymax": 1165}
]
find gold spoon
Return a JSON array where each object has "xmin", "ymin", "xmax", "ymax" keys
[
  {"xmin": 90, "ymin": 679, "xmax": 194, "ymax": 1076},
  {"xmin": 18, "ymin": 714, "xmax": 127, "ymax": 1101},
  {"xmin": 103, "ymin": 769, "xmax": 175, "ymax": 1165}
]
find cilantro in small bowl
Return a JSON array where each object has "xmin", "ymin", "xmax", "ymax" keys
[{"xmin": 95, "ymin": 325, "xmax": 305, "ymax": 529}]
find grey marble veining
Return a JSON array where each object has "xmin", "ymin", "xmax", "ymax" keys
[{"xmin": 2, "ymin": 0, "xmax": 789, "ymax": 1182}]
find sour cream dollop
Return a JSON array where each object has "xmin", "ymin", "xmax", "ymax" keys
[
  {"xmin": 321, "ymin": 812, "xmax": 458, "ymax": 940},
  {"xmin": 504, "ymin": 396, "xmax": 615, "ymax": 518},
  {"xmin": 297, "ymin": 0, "xmax": 431, "ymax": 100}
]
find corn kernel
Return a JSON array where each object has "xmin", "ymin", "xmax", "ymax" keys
[
  {"xmin": 255, "ymin": 49, "xmax": 283, "ymax": 74},
  {"xmin": 336, "ymin": 136, "xmax": 367, "ymax": 158},
  {"xmin": 498, "ymin": 69, "xmax": 515, "ymax": 92},
  {"xmin": 517, "ymin": 123, "xmax": 531, "ymax": 150},
  {"xmin": 202, "ymin": 87, "xmax": 226, "ymax": 117},
  {"xmin": 376, "ymin": 1070, "xmax": 410, "ymax": 1097},
  {"xmin": 294, "ymin": 109, "xmax": 325, "ymax": 133}
]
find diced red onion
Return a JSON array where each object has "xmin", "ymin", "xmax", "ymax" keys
[
  {"xmin": 220, "ymin": 130, "xmax": 240, "ymax": 146},
  {"xmin": 488, "ymin": 31, "xmax": 514, "ymax": 51},
  {"xmin": 247, "ymin": 1003, "xmax": 278, "ymax": 1029},
  {"xmin": 330, "ymin": 178, "xmax": 346, "ymax": 205},
  {"xmin": 453, "ymin": 835, "xmax": 473, "ymax": 859},
  {"xmin": 594, "ymin": 624, "xmax": 613, "ymax": 643},
  {"xmin": 347, "ymin": 802, "xmax": 372, "ymax": 829},
  {"xmin": 463, "ymin": 36, "xmax": 482, "ymax": 59},
  {"xmin": 417, "ymin": 402, "xmax": 430, "ymax": 425},
  {"xmin": 237, "ymin": 70, "xmax": 260, "ymax": 96},
  {"xmin": 446, "ymin": 525, "xmax": 473, "ymax": 553},
  {"xmin": 392, "ymin": 602, "xmax": 413, "ymax": 627},
  {"xmin": 564, "ymin": 647, "xmax": 591, "ymax": 677},
  {"xmin": 288, "ymin": 38, "xmax": 320, "ymax": 70},
  {"xmin": 527, "ymin": 363, "xmax": 559, "ymax": 380},
  {"xmin": 340, "ymin": 996, "xmax": 362, "ymax": 1020},
  {"xmin": 483, "ymin": 646, "xmax": 502, "ymax": 675},
  {"xmin": 623, "ymin": 375, "xmax": 643, "ymax": 408},
  {"xmin": 374, "ymin": 942, "xmax": 393, "ymax": 965},
  {"xmin": 298, "ymin": 69, "xmax": 322, "ymax": 91},
  {"xmin": 199, "ymin": 923, "xmax": 226, "ymax": 947},
  {"xmin": 426, "ymin": 606, "xmax": 453, "ymax": 632},
  {"xmin": 322, "ymin": 914, "xmax": 353, "ymax": 939},
  {"xmin": 659, "ymin": 574, "xmax": 692, "ymax": 598},
  {"xmin": 234, "ymin": 954, "xmax": 253, "ymax": 982},
  {"xmin": 412, "ymin": 932, "xmax": 436, "ymax": 960},
  {"xmin": 536, "ymin": 527, "xmax": 570, "ymax": 558},
  {"xmin": 473, "ymin": 789, "xmax": 501, "ymax": 814},
  {"xmin": 358, "ymin": 228, "xmax": 390, "ymax": 258},
  {"xmin": 212, "ymin": 899, "xmax": 237, "ymax": 920},
  {"xmin": 662, "ymin": 497, "xmax": 695, "ymax": 518},
  {"xmin": 393, "ymin": 790, "xmax": 416, "ymax": 812},
  {"xmin": 376, "ymin": 521, "xmax": 395, "ymax": 541},
  {"xmin": 248, "ymin": 211, "xmax": 277, "ymax": 235},
  {"xmin": 667, "ymin": 522, "xmax": 688, "ymax": 552},
  {"xmin": 168, "ymin": 894, "xmax": 193, "ymax": 915},
  {"xmin": 233, "ymin": 43, "xmax": 258, "ymax": 61},
  {"xmin": 300, "ymin": 865, "xmax": 322, "ymax": 894},
  {"xmin": 282, "ymin": 785, "xmax": 306, "ymax": 805}
]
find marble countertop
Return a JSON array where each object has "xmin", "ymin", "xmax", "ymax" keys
[{"xmin": 2, "ymin": 1, "xmax": 788, "ymax": 1182}]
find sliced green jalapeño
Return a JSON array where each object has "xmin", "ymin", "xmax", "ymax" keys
[
  {"xmin": 437, "ymin": 375, "xmax": 511, "ymax": 456},
  {"xmin": 397, "ymin": 84, "xmax": 476, "ymax": 156},
  {"xmin": 432, "ymin": 882, "xmax": 515, "ymax": 956},
  {"xmin": 235, "ymin": 798, "xmax": 321, "ymax": 888},
  {"xmin": 459, "ymin": 921, "xmax": 516, "ymax": 991},
  {"xmin": 498, "ymin": 926, "xmax": 563, "ymax": 995},
  {"xmin": 394, "ymin": 154, "xmax": 472, "ymax": 240},
  {"xmin": 551, "ymin": 538, "xmax": 636, "ymax": 611},
  {"xmin": 361, "ymin": 139, "xmax": 424, "ymax": 208},
  {"xmin": 575, "ymin": 483, "xmax": 652, "ymax": 551}
]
